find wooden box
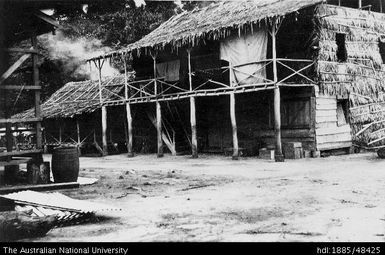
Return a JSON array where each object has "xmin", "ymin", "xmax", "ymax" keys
[
  {"xmin": 283, "ymin": 142, "xmax": 303, "ymax": 159},
  {"xmin": 259, "ymin": 148, "xmax": 275, "ymax": 160}
]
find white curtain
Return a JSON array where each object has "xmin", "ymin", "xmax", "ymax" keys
[{"xmin": 220, "ymin": 27, "xmax": 268, "ymax": 85}]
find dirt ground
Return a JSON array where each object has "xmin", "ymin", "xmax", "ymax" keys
[{"xmin": 24, "ymin": 152, "xmax": 385, "ymax": 242}]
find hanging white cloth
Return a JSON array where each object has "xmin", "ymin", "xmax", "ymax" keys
[
  {"xmin": 156, "ymin": 60, "xmax": 180, "ymax": 82},
  {"xmin": 220, "ymin": 27, "xmax": 268, "ymax": 85}
]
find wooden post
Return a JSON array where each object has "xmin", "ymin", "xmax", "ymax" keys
[
  {"xmin": 152, "ymin": 54, "xmax": 163, "ymax": 157},
  {"xmin": 380, "ymin": 0, "xmax": 383, "ymax": 13},
  {"xmin": 31, "ymin": 35, "xmax": 42, "ymax": 157},
  {"xmin": 272, "ymin": 20, "xmax": 284, "ymax": 162},
  {"xmin": 229, "ymin": 62, "xmax": 239, "ymax": 160},
  {"xmin": 59, "ymin": 125, "xmax": 62, "ymax": 145},
  {"xmin": 76, "ymin": 119, "xmax": 81, "ymax": 155},
  {"xmin": 101, "ymin": 106, "xmax": 108, "ymax": 156},
  {"xmin": 124, "ymin": 57, "xmax": 133, "ymax": 157},
  {"xmin": 187, "ymin": 49, "xmax": 198, "ymax": 158},
  {"xmin": 97, "ymin": 59, "xmax": 108, "ymax": 156},
  {"xmin": 358, "ymin": 0, "xmax": 362, "ymax": 8}
]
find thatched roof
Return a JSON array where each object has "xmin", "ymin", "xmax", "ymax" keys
[
  {"xmin": 87, "ymin": 0, "xmax": 324, "ymax": 61},
  {"xmin": 14, "ymin": 75, "xmax": 126, "ymax": 119}
]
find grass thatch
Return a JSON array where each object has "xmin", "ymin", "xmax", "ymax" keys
[
  {"xmin": 87, "ymin": 0, "xmax": 323, "ymax": 61},
  {"xmin": 13, "ymin": 75, "xmax": 127, "ymax": 119}
]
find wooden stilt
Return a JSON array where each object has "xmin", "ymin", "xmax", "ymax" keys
[
  {"xmin": 272, "ymin": 20, "xmax": 284, "ymax": 162},
  {"xmin": 96, "ymin": 59, "xmax": 108, "ymax": 156},
  {"xmin": 76, "ymin": 119, "xmax": 81, "ymax": 155},
  {"xmin": 229, "ymin": 62, "xmax": 239, "ymax": 160},
  {"xmin": 187, "ymin": 49, "xmax": 198, "ymax": 158},
  {"xmin": 156, "ymin": 102, "xmax": 163, "ymax": 157},
  {"xmin": 101, "ymin": 106, "xmax": 108, "ymax": 156},
  {"xmin": 152, "ymin": 53, "xmax": 163, "ymax": 158},
  {"xmin": 380, "ymin": 0, "xmax": 383, "ymax": 13},
  {"xmin": 32, "ymin": 35, "xmax": 42, "ymax": 159},
  {"xmin": 59, "ymin": 125, "xmax": 62, "ymax": 145},
  {"xmin": 124, "ymin": 57, "xmax": 134, "ymax": 157}
]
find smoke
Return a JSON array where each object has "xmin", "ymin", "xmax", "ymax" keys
[{"xmin": 41, "ymin": 31, "xmax": 120, "ymax": 80}]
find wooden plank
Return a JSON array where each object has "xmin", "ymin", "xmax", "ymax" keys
[
  {"xmin": 316, "ymin": 109, "xmax": 337, "ymax": 118},
  {"xmin": 5, "ymin": 48, "xmax": 40, "ymax": 55},
  {"xmin": 0, "ymin": 150, "xmax": 43, "ymax": 157},
  {"xmin": 0, "ymin": 182, "xmax": 79, "ymax": 195},
  {"xmin": 317, "ymin": 132, "xmax": 352, "ymax": 144},
  {"xmin": 316, "ymin": 125, "xmax": 351, "ymax": 136},
  {"xmin": 0, "ymin": 54, "xmax": 30, "ymax": 84},
  {"xmin": 0, "ymin": 118, "xmax": 42, "ymax": 124},
  {"xmin": 316, "ymin": 121, "xmax": 337, "ymax": 129},
  {"xmin": 0, "ymin": 85, "xmax": 41, "ymax": 90},
  {"xmin": 316, "ymin": 104, "xmax": 337, "ymax": 110},
  {"xmin": 317, "ymin": 141, "xmax": 352, "ymax": 151},
  {"xmin": 316, "ymin": 115, "xmax": 337, "ymax": 123}
]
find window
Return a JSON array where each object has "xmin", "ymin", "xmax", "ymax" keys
[
  {"xmin": 337, "ymin": 100, "xmax": 348, "ymax": 126},
  {"xmin": 379, "ymin": 36, "xmax": 385, "ymax": 64},
  {"xmin": 336, "ymin": 33, "xmax": 347, "ymax": 62}
]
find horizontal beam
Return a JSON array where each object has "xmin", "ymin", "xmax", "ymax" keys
[
  {"xmin": 4, "ymin": 48, "xmax": 42, "ymax": 55},
  {"xmin": 0, "ymin": 149, "xmax": 43, "ymax": 157},
  {"xmin": 0, "ymin": 118, "xmax": 42, "ymax": 124},
  {"xmin": 0, "ymin": 159, "xmax": 32, "ymax": 167},
  {"xmin": 0, "ymin": 85, "xmax": 41, "ymax": 90}
]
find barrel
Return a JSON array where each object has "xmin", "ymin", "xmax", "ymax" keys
[{"xmin": 51, "ymin": 147, "xmax": 79, "ymax": 183}]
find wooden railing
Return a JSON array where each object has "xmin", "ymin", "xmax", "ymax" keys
[{"xmin": 101, "ymin": 59, "xmax": 316, "ymax": 106}]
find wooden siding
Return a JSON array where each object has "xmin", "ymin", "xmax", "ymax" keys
[{"xmin": 315, "ymin": 95, "xmax": 352, "ymax": 151}]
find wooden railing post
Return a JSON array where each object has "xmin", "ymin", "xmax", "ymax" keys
[
  {"xmin": 124, "ymin": 56, "xmax": 134, "ymax": 157},
  {"xmin": 96, "ymin": 59, "xmax": 108, "ymax": 156},
  {"xmin": 187, "ymin": 49, "xmax": 198, "ymax": 158},
  {"xmin": 152, "ymin": 53, "xmax": 163, "ymax": 157},
  {"xmin": 272, "ymin": 20, "xmax": 284, "ymax": 162},
  {"xmin": 229, "ymin": 62, "xmax": 239, "ymax": 160}
]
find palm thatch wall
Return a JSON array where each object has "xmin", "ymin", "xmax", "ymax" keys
[{"xmin": 314, "ymin": 4, "xmax": 385, "ymax": 147}]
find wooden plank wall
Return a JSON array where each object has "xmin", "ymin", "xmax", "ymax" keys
[{"xmin": 315, "ymin": 95, "xmax": 352, "ymax": 151}]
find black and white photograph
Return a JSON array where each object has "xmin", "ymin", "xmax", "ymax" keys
[{"xmin": 0, "ymin": 0, "xmax": 385, "ymax": 247}]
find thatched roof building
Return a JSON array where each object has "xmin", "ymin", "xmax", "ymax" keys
[
  {"xmin": 88, "ymin": 0, "xmax": 323, "ymax": 60},
  {"xmin": 14, "ymin": 75, "xmax": 126, "ymax": 119}
]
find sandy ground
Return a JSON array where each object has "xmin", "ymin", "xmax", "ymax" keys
[{"xmin": 23, "ymin": 152, "xmax": 385, "ymax": 242}]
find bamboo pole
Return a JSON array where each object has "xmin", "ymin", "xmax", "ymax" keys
[
  {"xmin": 97, "ymin": 59, "xmax": 108, "ymax": 156},
  {"xmin": 124, "ymin": 57, "xmax": 134, "ymax": 157},
  {"xmin": 229, "ymin": 62, "xmax": 239, "ymax": 160},
  {"xmin": 380, "ymin": 0, "xmax": 383, "ymax": 13},
  {"xmin": 187, "ymin": 49, "xmax": 198, "ymax": 158},
  {"xmin": 59, "ymin": 125, "xmax": 62, "ymax": 145},
  {"xmin": 272, "ymin": 21, "xmax": 284, "ymax": 162},
  {"xmin": 358, "ymin": 0, "xmax": 362, "ymax": 8},
  {"xmin": 152, "ymin": 54, "xmax": 163, "ymax": 157}
]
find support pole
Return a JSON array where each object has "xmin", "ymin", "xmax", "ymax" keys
[
  {"xmin": 380, "ymin": 0, "xmax": 383, "ymax": 13},
  {"xmin": 124, "ymin": 57, "xmax": 133, "ymax": 157},
  {"xmin": 59, "ymin": 125, "xmax": 62, "ymax": 145},
  {"xmin": 358, "ymin": 0, "xmax": 362, "ymax": 8},
  {"xmin": 97, "ymin": 59, "xmax": 108, "ymax": 156},
  {"xmin": 32, "ymin": 35, "xmax": 42, "ymax": 161},
  {"xmin": 187, "ymin": 49, "xmax": 198, "ymax": 158},
  {"xmin": 152, "ymin": 54, "xmax": 163, "ymax": 157},
  {"xmin": 101, "ymin": 106, "xmax": 108, "ymax": 156},
  {"xmin": 229, "ymin": 62, "xmax": 239, "ymax": 160},
  {"xmin": 76, "ymin": 119, "xmax": 81, "ymax": 155},
  {"xmin": 272, "ymin": 20, "xmax": 284, "ymax": 162}
]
